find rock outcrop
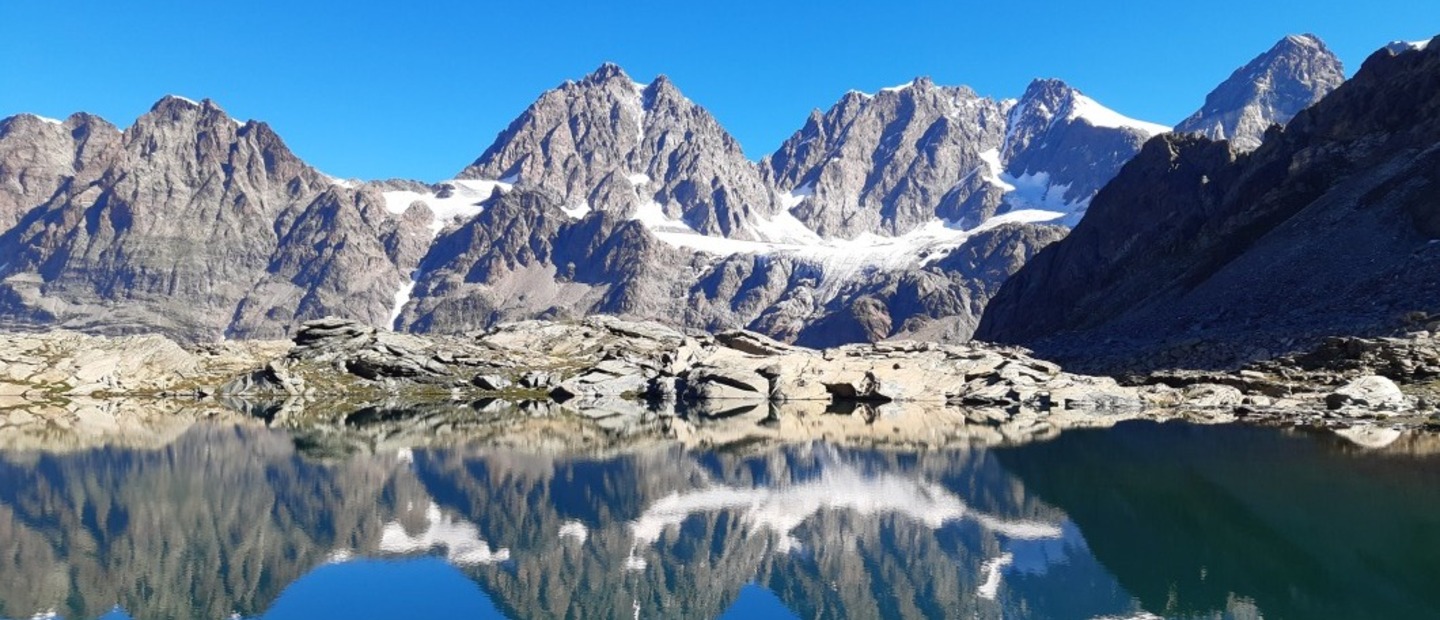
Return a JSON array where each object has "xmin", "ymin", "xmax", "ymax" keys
[{"xmin": 4, "ymin": 316, "xmax": 1439, "ymax": 451}]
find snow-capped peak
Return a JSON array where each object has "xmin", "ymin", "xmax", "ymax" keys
[
  {"xmin": 880, "ymin": 80, "xmax": 916, "ymax": 93},
  {"xmin": 1386, "ymin": 39, "xmax": 1432, "ymax": 54},
  {"xmin": 20, "ymin": 113, "xmax": 63, "ymax": 125},
  {"xmin": 1065, "ymin": 93, "xmax": 1170, "ymax": 136},
  {"xmin": 162, "ymin": 94, "xmax": 200, "ymax": 106}
]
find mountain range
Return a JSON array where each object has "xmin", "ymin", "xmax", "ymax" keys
[{"xmin": 0, "ymin": 34, "xmax": 1346, "ymax": 346}]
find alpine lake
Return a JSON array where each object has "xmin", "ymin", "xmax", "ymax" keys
[{"xmin": 0, "ymin": 405, "xmax": 1437, "ymax": 620}]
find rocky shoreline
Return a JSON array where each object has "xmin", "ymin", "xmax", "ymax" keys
[{"xmin": 2, "ymin": 316, "xmax": 1437, "ymax": 453}]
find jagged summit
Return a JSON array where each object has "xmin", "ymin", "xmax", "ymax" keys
[
  {"xmin": 1283, "ymin": 33, "xmax": 1327, "ymax": 49},
  {"xmin": 456, "ymin": 63, "xmax": 775, "ymax": 239},
  {"xmin": 764, "ymin": 72, "xmax": 1165, "ymax": 238},
  {"xmin": 1012, "ymin": 78, "xmax": 1170, "ymax": 135},
  {"xmin": 583, "ymin": 61, "xmax": 629, "ymax": 83},
  {"xmin": 1174, "ymin": 33, "xmax": 1344, "ymax": 151}
]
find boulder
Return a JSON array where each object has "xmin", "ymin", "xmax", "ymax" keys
[
  {"xmin": 471, "ymin": 375, "xmax": 512, "ymax": 391},
  {"xmin": 683, "ymin": 366, "xmax": 770, "ymax": 401},
  {"xmin": 1325, "ymin": 376, "xmax": 1410, "ymax": 413},
  {"xmin": 1182, "ymin": 384, "xmax": 1245, "ymax": 408}
]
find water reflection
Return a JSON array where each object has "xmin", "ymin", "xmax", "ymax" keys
[{"xmin": 0, "ymin": 420, "xmax": 1435, "ymax": 619}]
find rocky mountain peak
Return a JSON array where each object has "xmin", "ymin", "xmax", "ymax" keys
[
  {"xmin": 1281, "ymin": 33, "xmax": 1326, "ymax": 51},
  {"xmin": 456, "ymin": 65, "xmax": 774, "ymax": 239},
  {"xmin": 583, "ymin": 62, "xmax": 630, "ymax": 85},
  {"xmin": 1016, "ymin": 78, "xmax": 1076, "ymax": 109},
  {"xmin": 1174, "ymin": 33, "xmax": 1344, "ymax": 152},
  {"xmin": 904, "ymin": 76, "xmax": 936, "ymax": 92},
  {"xmin": 1003, "ymin": 78, "xmax": 1078, "ymax": 150}
]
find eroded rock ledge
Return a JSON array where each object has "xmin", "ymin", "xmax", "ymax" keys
[{"xmin": 2, "ymin": 317, "xmax": 1438, "ymax": 451}]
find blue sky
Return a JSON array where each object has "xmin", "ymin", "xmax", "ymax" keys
[{"xmin": 3, "ymin": 1, "xmax": 1437, "ymax": 181}]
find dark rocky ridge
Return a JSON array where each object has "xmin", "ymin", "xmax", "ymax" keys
[{"xmin": 977, "ymin": 37, "xmax": 1440, "ymax": 372}]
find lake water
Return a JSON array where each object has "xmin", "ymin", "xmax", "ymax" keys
[{"xmin": 0, "ymin": 420, "xmax": 1437, "ymax": 619}]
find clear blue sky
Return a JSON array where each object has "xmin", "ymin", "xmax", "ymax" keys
[{"xmin": 3, "ymin": 1, "xmax": 1437, "ymax": 182}]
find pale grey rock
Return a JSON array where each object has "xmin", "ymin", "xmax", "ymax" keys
[
  {"xmin": 1326, "ymin": 376, "xmax": 1409, "ymax": 413},
  {"xmin": 1175, "ymin": 34, "xmax": 1345, "ymax": 152},
  {"xmin": 1182, "ymin": 384, "xmax": 1245, "ymax": 408}
]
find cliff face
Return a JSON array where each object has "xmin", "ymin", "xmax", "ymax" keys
[
  {"xmin": 978, "ymin": 38, "xmax": 1440, "ymax": 370},
  {"xmin": 0, "ymin": 97, "xmax": 426, "ymax": 340}
]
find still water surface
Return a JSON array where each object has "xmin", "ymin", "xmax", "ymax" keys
[{"xmin": 0, "ymin": 420, "xmax": 1436, "ymax": 619}]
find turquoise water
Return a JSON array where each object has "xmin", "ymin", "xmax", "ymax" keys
[{"xmin": 0, "ymin": 420, "xmax": 1436, "ymax": 619}]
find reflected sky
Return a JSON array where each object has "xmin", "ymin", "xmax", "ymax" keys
[{"xmin": 0, "ymin": 420, "xmax": 1436, "ymax": 619}]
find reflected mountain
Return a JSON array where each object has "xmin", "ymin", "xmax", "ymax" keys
[{"xmin": 0, "ymin": 419, "xmax": 1436, "ymax": 619}]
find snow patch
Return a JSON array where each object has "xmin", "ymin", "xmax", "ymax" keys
[
  {"xmin": 751, "ymin": 206, "xmax": 824, "ymax": 245},
  {"xmin": 559, "ymin": 520, "xmax": 589, "ymax": 544},
  {"xmin": 23, "ymin": 113, "xmax": 63, "ymax": 125},
  {"xmin": 624, "ymin": 548, "xmax": 648, "ymax": 571},
  {"xmin": 879, "ymin": 80, "xmax": 915, "ymax": 93},
  {"xmin": 627, "ymin": 172, "xmax": 652, "ymax": 186},
  {"xmin": 379, "ymin": 503, "xmax": 511, "ymax": 566},
  {"xmin": 1000, "ymin": 170, "xmax": 1085, "ymax": 221},
  {"xmin": 978, "ymin": 149, "xmax": 1016, "ymax": 191},
  {"xmin": 382, "ymin": 178, "xmax": 513, "ymax": 236},
  {"xmin": 630, "ymin": 201, "xmax": 695, "ymax": 233},
  {"xmin": 976, "ymin": 553, "xmax": 1013, "ymax": 600},
  {"xmin": 1387, "ymin": 39, "xmax": 1431, "ymax": 53},
  {"xmin": 324, "ymin": 174, "xmax": 357, "ymax": 189},
  {"xmin": 643, "ymin": 208, "xmax": 1064, "ymax": 284},
  {"xmin": 561, "ymin": 202, "xmax": 592, "ymax": 219},
  {"xmin": 165, "ymin": 94, "xmax": 199, "ymax": 106},
  {"xmin": 1066, "ymin": 94, "xmax": 1170, "ymax": 135},
  {"xmin": 778, "ymin": 183, "xmax": 814, "ymax": 210},
  {"xmin": 388, "ymin": 276, "xmax": 416, "ymax": 330}
]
